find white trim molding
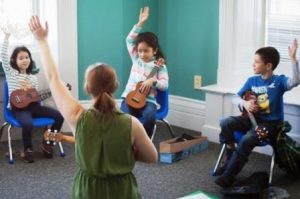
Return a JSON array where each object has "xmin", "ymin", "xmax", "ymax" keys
[{"xmin": 167, "ymin": 95, "xmax": 206, "ymax": 133}]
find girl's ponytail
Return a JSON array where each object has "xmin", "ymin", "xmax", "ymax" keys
[
  {"xmin": 84, "ymin": 63, "xmax": 119, "ymax": 118},
  {"xmin": 93, "ymin": 92, "xmax": 116, "ymax": 117}
]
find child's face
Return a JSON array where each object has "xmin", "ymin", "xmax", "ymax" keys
[
  {"xmin": 16, "ymin": 51, "xmax": 31, "ymax": 72},
  {"xmin": 137, "ymin": 41, "xmax": 156, "ymax": 63},
  {"xmin": 253, "ymin": 54, "xmax": 268, "ymax": 74}
]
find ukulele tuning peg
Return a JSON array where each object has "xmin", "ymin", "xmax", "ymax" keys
[
  {"xmin": 53, "ymin": 130, "xmax": 58, "ymax": 145},
  {"xmin": 46, "ymin": 129, "xmax": 51, "ymax": 144}
]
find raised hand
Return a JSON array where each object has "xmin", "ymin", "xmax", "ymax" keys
[
  {"xmin": 28, "ymin": 16, "xmax": 48, "ymax": 40},
  {"xmin": 1, "ymin": 27, "xmax": 11, "ymax": 39},
  {"xmin": 137, "ymin": 7, "xmax": 149, "ymax": 27},
  {"xmin": 288, "ymin": 38, "xmax": 298, "ymax": 63}
]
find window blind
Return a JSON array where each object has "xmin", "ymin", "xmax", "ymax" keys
[{"xmin": 267, "ymin": 0, "xmax": 300, "ymax": 62}]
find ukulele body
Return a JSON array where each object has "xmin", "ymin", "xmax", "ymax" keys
[
  {"xmin": 126, "ymin": 81, "xmax": 149, "ymax": 110},
  {"xmin": 10, "ymin": 88, "xmax": 41, "ymax": 109}
]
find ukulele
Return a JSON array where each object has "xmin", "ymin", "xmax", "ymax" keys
[
  {"xmin": 43, "ymin": 130, "xmax": 75, "ymax": 144},
  {"xmin": 126, "ymin": 63, "xmax": 162, "ymax": 110},
  {"xmin": 10, "ymin": 83, "xmax": 71, "ymax": 109},
  {"xmin": 240, "ymin": 91, "xmax": 269, "ymax": 142}
]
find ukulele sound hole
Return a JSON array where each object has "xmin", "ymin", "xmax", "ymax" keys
[
  {"xmin": 26, "ymin": 93, "xmax": 33, "ymax": 99},
  {"xmin": 132, "ymin": 97, "xmax": 140, "ymax": 103}
]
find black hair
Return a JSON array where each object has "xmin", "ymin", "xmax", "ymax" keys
[
  {"xmin": 255, "ymin": 47, "xmax": 280, "ymax": 70},
  {"xmin": 10, "ymin": 46, "xmax": 35, "ymax": 74},
  {"xmin": 134, "ymin": 32, "xmax": 166, "ymax": 62}
]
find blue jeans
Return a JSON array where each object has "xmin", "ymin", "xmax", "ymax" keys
[
  {"xmin": 121, "ymin": 100, "xmax": 157, "ymax": 138},
  {"xmin": 12, "ymin": 102, "xmax": 64, "ymax": 150},
  {"xmin": 219, "ymin": 115, "xmax": 279, "ymax": 177}
]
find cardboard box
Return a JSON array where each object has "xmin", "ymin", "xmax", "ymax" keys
[
  {"xmin": 159, "ymin": 139, "xmax": 209, "ymax": 163},
  {"xmin": 160, "ymin": 135, "xmax": 208, "ymax": 153}
]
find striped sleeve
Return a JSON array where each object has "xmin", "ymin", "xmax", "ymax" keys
[
  {"xmin": 126, "ymin": 25, "xmax": 142, "ymax": 61},
  {"xmin": 155, "ymin": 65, "xmax": 169, "ymax": 90},
  {"xmin": 1, "ymin": 37, "xmax": 13, "ymax": 75}
]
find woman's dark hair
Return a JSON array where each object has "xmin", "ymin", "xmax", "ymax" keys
[
  {"xmin": 10, "ymin": 46, "xmax": 35, "ymax": 74},
  {"xmin": 84, "ymin": 63, "xmax": 119, "ymax": 118},
  {"xmin": 255, "ymin": 47, "xmax": 280, "ymax": 70},
  {"xmin": 134, "ymin": 32, "xmax": 165, "ymax": 62}
]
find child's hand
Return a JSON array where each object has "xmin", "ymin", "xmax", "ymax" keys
[
  {"xmin": 288, "ymin": 38, "xmax": 298, "ymax": 63},
  {"xmin": 29, "ymin": 16, "xmax": 48, "ymax": 41},
  {"xmin": 244, "ymin": 100, "xmax": 258, "ymax": 113},
  {"xmin": 139, "ymin": 79, "xmax": 153, "ymax": 94},
  {"xmin": 155, "ymin": 58, "xmax": 165, "ymax": 66},
  {"xmin": 137, "ymin": 7, "xmax": 149, "ymax": 27},
  {"xmin": 1, "ymin": 27, "xmax": 11, "ymax": 38}
]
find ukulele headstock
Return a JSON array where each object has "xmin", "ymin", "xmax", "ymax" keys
[
  {"xmin": 154, "ymin": 57, "xmax": 165, "ymax": 67},
  {"xmin": 256, "ymin": 126, "xmax": 269, "ymax": 142},
  {"xmin": 66, "ymin": 83, "xmax": 72, "ymax": 91},
  {"xmin": 44, "ymin": 129, "xmax": 63, "ymax": 144}
]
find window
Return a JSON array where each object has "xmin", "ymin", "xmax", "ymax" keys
[
  {"xmin": 0, "ymin": 0, "xmax": 39, "ymax": 45},
  {"xmin": 218, "ymin": 0, "xmax": 300, "ymax": 105},
  {"xmin": 267, "ymin": 0, "xmax": 300, "ymax": 62}
]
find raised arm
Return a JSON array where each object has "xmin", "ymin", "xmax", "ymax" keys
[
  {"xmin": 29, "ymin": 16, "xmax": 84, "ymax": 133},
  {"xmin": 1, "ymin": 28, "xmax": 12, "ymax": 73},
  {"xmin": 287, "ymin": 38, "xmax": 300, "ymax": 89},
  {"xmin": 131, "ymin": 116, "xmax": 158, "ymax": 163},
  {"xmin": 126, "ymin": 7, "xmax": 150, "ymax": 59}
]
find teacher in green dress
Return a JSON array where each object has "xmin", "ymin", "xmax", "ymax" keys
[{"xmin": 29, "ymin": 16, "xmax": 158, "ymax": 199}]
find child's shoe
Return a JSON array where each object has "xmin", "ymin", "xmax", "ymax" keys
[
  {"xmin": 20, "ymin": 148, "xmax": 34, "ymax": 163},
  {"xmin": 40, "ymin": 143, "xmax": 54, "ymax": 159}
]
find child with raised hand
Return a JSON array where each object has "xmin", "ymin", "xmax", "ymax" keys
[
  {"xmin": 29, "ymin": 16, "xmax": 157, "ymax": 198},
  {"xmin": 1, "ymin": 27, "xmax": 64, "ymax": 163},
  {"xmin": 121, "ymin": 6, "xmax": 169, "ymax": 138},
  {"xmin": 215, "ymin": 39, "xmax": 300, "ymax": 188}
]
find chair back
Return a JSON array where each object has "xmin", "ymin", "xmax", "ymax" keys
[{"xmin": 155, "ymin": 89, "xmax": 169, "ymax": 120}]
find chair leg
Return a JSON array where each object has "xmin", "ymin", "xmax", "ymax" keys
[
  {"xmin": 269, "ymin": 152, "xmax": 275, "ymax": 185},
  {"xmin": 151, "ymin": 124, "xmax": 157, "ymax": 141},
  {"xmin": 7, "ymin": 125, "xmax": 14, "ymax": 164},
  {"xmin": 58, "ymin": 142, "xmax": 66, "ymax": 157},
  {"xmin": 212, "ymin": 144, "xmax": 226, "ymax": 176},
  {"xmin": 161, "ymin": 119, "xmax": 176, "ymax": 138},
  {"xmin": 0, "ymin": 122, "xmax": 8, "ymax": 141}
]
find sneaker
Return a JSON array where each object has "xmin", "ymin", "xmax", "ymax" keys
[
  {"xmin": 215, "ymin": 175, "xmax": 235, "ymax": 188},
  {"xmin": 20, "ymin": 149, "xmax": 34, "ymax": 163},
  {"xmin": 40, "ymin": 143, "xmax": 53, "ymax": 159}
]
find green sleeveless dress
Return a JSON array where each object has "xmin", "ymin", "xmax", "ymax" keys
[{"xmin": 72, "ymin": 109, "xmax": 141, "ymax": 199}]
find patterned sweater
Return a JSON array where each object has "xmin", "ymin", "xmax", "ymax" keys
[
  {"xmin": 121, "ymin": 25, "xmax": 169, "ymax": 105},
  {"xmin": 1, "ymin": 37, "xmax": 38, "ymax": 108}
]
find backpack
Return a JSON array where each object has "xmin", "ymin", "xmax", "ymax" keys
[{"xmin": 273, "ymin": 121, "xmax": 300, "ymax": 177}]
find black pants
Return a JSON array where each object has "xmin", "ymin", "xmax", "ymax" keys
[
  {"xmin": 12, "ymin": 102, "xmax": 64, "ymax": 150},
  {"xmin": 219, "ymin": 115, "xmax": 279, "ymax": 177}
]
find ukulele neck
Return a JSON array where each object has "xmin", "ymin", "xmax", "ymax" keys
[
  {"xmin": 146, "ymin": 66, "xmax": 160, "ymax": 80},
  {"xmin": 38, "ymin": 89, "xmax": 52, "ymax": 101}
]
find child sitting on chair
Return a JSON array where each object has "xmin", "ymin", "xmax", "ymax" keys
[
  {"xmin": 120, "ymin": 7, "xmax": 169, "ymax": 138},
  {"xmin": 215, "ymin": 39, "xmax": 300, "ymax": 188}
]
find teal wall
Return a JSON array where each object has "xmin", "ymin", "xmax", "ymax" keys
[{"xmin": 78, "ymin": 0, "xmax": 219, "ymax": 100}]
